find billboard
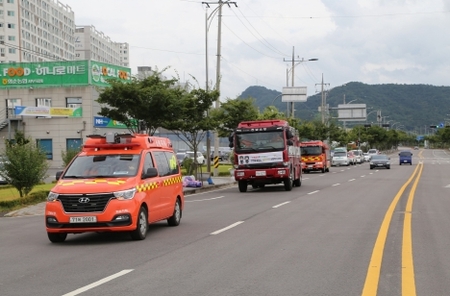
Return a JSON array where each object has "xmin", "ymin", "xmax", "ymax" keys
[
  {"xmin": 14, "ymin": 106, "xmax": 82, "ymax": 117},
  {"xmin": 337, "ymin": 104, "xmax": 367, "ymax": 121},
  {"xmin": 0, "ymin": 61, "xmax": 131, "ymax": 89}
]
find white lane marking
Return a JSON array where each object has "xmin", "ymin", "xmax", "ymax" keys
[
  {"xmin": 308, "ymin": 190, "xmax": 319, "ymax": 195},
  {"xmin": 332, "ymin": 183, "xmax": 340, "ymax": 186},
  {"xmin": 62, "ymin": 269, "xmax": 134, "ymax": 296},
  {"xmin": 445, "ymin": 184, "xmax": 450, "ymax": 188},
  {"xmin": 211, "ymin": 221, "xmax": 244, "ymax": 235},
  {"xmin": 361, "ymin": 175, "xmax": 366, "ymax": 177},
  {"xmin": 272, "ymin": 201, "xmax": 291, "ymax": 209},
  {"xmin": 303, "ymin": 177, "xmax": 310, "ymax": 180},
  {"xmin": 349, "ymin": 179, "xmax": 356, "ymax": 182},
  {"xmin": 186, "ymin": 196, "xmax": 224, "ymax": 203}
]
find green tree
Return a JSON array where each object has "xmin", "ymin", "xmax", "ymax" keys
[
  {"xmin": 0, "ymin": 132, "xmax": 49, "ymax": 198},
  {"xmin": 97, "ymin": 69, "xmax": 181, "ymax": 135},
  {"xmin": 164, "ymin": 88, "xmax": 220, "ymax": 174},
  {"xmin": 61, "ymin": 148, "xmax": 81, "ymax": 168},
  {"xmin": 210, "ymin": 97, "xmax": 259, "ymax": 137}
]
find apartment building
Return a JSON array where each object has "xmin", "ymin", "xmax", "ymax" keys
[{"xmin": 0, "ymin": 0, "xmax": 131, "ymax": 168}]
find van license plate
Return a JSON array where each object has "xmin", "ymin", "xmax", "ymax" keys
[
  {"xmin": 70, "ymin": 216, "xmax": 97, "ymax": 223},
  {"xmin": 256, "ymin": 171, "xmax": 266, "ymax": 176}
]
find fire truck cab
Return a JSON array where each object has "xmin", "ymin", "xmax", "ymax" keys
[
  {"xmin": 45, "ymin": 133, "xmax": 184, "ymax": 243},
  {"xmin": 230, "ymin": 120, "xmax": 302, "ymax": 192},
  {"xmin": 300, "ymin": 140, "xmax": 331, "ymax": 173}
]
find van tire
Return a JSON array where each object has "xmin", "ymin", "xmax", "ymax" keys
[
  {"xmin": 131, "ymin": 207, "xmax": 148, "ymax": 240},
  {"xmin": 167, "ymin": 199, "xmax": 182, "ymax": 226},
  {"xmin": 48, "ymin": 232, "xmax": 67, "ymax": 243}
]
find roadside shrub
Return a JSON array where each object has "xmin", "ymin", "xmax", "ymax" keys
[{"xmin": 0, "ymin": 190, "xmax": 49, "ymax": 209}]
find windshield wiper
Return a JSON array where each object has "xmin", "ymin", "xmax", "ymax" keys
[{"xmin": 62, "ymin": 175, "xmax": 83, "ymax": 179}]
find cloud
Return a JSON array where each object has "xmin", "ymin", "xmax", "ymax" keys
[{"xmin": 63, "ymin": 0, "xmax": 450, "ymax": 100}]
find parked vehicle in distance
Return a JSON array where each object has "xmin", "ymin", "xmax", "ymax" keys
[
  {"xmin": 351, "ymin": 149, "xmax": 363, "ymax": 164},
  {"xmin": 347, "ymin": 150, "xmax": 356, "ymax": 165},
  {"xmin": 399, "ymin": 150, "xmax": 413, "ymax": 165},
  {"xmin": 0, "ymin": 156, "xmax": 9, "ymax": 185},
  {"xmin": 332, "ymin": 150, "xmax": 350, "ymax": 166},
  {"xmin": 186, "ymin": 151, "xmax": 205, "ymax": 165},
  {"xmin": 176, "ymin": 152, "xmax": 186, "ymax": 167},
  {"xmin": 367, "ymin": 149, "xmax": 379, "ymax": 160},
  {"xmin": 414, "ymin": 146, "xmax": 419, "ymax": 150},
  {"xmin": 370, "ymin": 154, "xmax": 391, "ymax": 169},
  {"xmin": 363, "ymin": 152, "xmax": 371, "ymax": 162}
]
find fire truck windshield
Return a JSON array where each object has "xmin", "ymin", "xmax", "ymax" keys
[
  {"xmin": 301, "ymin": 146, "xmax": 322, "ymax": 156},
  {"xmin": 235, "ymin": 131, "xmax": 285, "ymax": 152}
]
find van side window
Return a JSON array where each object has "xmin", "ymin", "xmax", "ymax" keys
[
  {"xmin": 143, "ymin": 152, "xmax": 155, "ymax": 175},
  {"xmin": 153, "ymin": 151, "xmax": 170, "ymax": 176},
  {"xmin": 165, "ymin": 151, "xmax": 179, "ymax": 175}
]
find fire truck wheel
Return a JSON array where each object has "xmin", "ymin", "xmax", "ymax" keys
[
  {"xmin": 284, "ymin": 178, "xmax": 293, "ymax": 191},
  {"xmin": 252, "ymin": 184, "xmax": 258, "ymax": 189},
  {"xmin": 238, "ymin": 181, "xmax": 248, "ymax": 192},
  {"xmin": 131, "ymin": 206, "xmax": 148, "ymax": 240},
  {"xmin": 167, "ymin": 198, "xmax": 182, "ymax": 226}
]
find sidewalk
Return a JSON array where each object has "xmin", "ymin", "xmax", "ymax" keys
[{"xmin": 4, "ymin": 176, "xmax": 236, "ymax": 218}]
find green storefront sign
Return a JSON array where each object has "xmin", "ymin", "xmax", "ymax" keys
[{"xmin": 0, "ymin": 60, "xmax": 131, "ymax": 89}]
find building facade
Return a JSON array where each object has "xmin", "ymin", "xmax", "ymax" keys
[{"xmin": 0, "ymin": 60, "xmax": 132, "ymax": 168}]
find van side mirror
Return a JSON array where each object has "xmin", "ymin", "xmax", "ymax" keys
[
  {"xmin": 56, "ymin": 171, "xmax": 63, "ymax": 180},
  {"xmin": 142, "ymin": 167, "xmax": 158, "ymax": 179}
]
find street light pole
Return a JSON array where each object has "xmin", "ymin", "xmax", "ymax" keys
[
  {"xmin": 203, "ymin": 1, "xmax": 237, "ymax": 176},
  {"xmin": 283, "ymin": 46, "xmax": 318, "ymax": 118}
]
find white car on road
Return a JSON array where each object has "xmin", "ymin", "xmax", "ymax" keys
[{"xmin": 186, "ymin": 151, "xmax": 205, "ymax": 165}]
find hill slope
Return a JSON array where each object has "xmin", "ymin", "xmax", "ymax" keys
[{"xmin": 238, "ymin": 82, "xmax": 450, "ymax": 133}]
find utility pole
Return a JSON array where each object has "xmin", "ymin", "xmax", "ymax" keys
[
  {"xmin": 202, "ymin": 1, "xmax": 237, "ymax": 176},
  {"xmin": 315, "ymin": 73, "xmax": 329, "ymax": 124},
  {"xmin": 283, "ymin": 46, "xmax": 302, "ymax": 118}
]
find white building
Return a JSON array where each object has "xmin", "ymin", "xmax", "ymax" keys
[
  {"xmin": 0, "ymin": 0, "xmax": 76, "ymax": 63},
  {"xmin": 0, "ymin": 0, "xmax": 131, "ymax": 169},
  {"xmin": 74, "ymin": 25, "xmax": 129, "ymax": 67}
]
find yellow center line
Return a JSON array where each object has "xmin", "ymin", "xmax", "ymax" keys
[
  {"xmin": 402, "ymin": 162, "xmax": 423, "ymax": 295},
  {"xmin": 361, "ymin": 163, "xmax": 422, "ymax": 296}
]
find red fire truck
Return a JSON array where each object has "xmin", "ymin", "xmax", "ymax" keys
[
  {"xmin": 300, "ymin": 140, "xmax": 331, "ymax": 173},
  {"xmin": 229, "ymin": 119, "xmax": 302, "ymax": 192}
]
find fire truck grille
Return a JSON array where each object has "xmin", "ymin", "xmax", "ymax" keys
[{"xmin": 57, "ymin": 193, "xmax": 114, "ymax": 213}]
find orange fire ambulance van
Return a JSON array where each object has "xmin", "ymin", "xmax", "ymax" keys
[{"xmin": 45, "ymin": 133, "xmax": 184, "ymax": 243}]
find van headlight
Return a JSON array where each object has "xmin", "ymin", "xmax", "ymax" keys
[
  {"xmin": 114, "ymin": 188, "xmax": 137, "ymax": 200},
  {"xmin": 47, "ymin": 191, "xmax": 59, "ymax": 202}
]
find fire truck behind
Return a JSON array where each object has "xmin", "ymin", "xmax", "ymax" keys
[
  {"xmin": 229, "ymin": 119, "xmax": 302, "ymax": 192},
  {"xmin": 300, "ymin": 140, "xmax": 331, "ymax": 173}
]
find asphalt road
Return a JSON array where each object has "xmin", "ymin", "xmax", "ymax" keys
[{"xmin": 1, "ymin": 148, "xmax": 450, "ymax": 296}]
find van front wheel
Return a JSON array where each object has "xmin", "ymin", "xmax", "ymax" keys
[
  {"xmin": 48, "ymin": 232, "xmax": 67, "ymax": 243},
  {"xmin": 131, "ymin": 207, "xmax": 148, "ymax": 240}
]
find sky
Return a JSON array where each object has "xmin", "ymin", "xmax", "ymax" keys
[{"xmin": 62, "ymin": 0, "xmax": 450, "ymax": 102}]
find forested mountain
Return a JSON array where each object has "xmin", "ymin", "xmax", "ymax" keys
[{"xmin": 237, "ymin": 82, "xmax": 450, "ymax": 134}]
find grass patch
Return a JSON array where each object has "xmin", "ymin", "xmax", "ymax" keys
[
  {"xmin": 181, "ymin": 164, "xmax": 233, "ymax": 176},
  {"xmin": 0, "ymin": 184, "xmax": 54, "ymax": 213}
]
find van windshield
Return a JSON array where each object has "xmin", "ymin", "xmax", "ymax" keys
[{"xmin": 63, "ymin": 154, "xmax": 141, "ymax": 178}]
